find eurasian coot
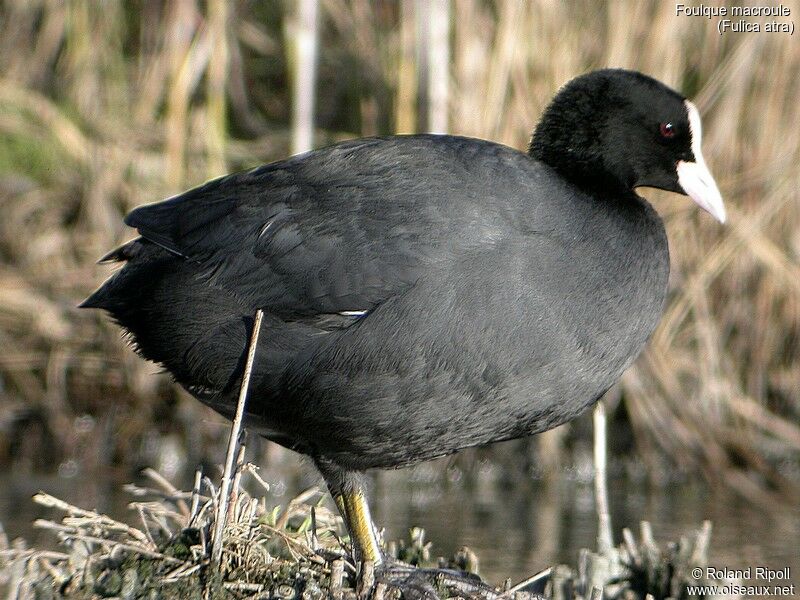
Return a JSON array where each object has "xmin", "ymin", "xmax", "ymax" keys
[{"xmin": 82, "ymin": 69, "xmax": 725, "ymax": 568}]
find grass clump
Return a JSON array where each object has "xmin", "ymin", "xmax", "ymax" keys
[
  {"xmin": 0, "ymin": 468, "xmax": 720, "ymax": 600},
  {"xmin": 1, "ymin": 469, "xmax": 352, "ymax": 600}
]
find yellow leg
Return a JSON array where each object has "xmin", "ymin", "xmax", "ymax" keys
[
  {"xmin": 334, "ymin": 493, "xmax": 347, "ymax": 519},
  {"xmin": 341, "ymin": 490, "xmax": 383, "ymax": 565}
]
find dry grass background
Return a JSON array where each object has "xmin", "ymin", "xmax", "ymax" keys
[{"xmin": 0, "ymin": 0, "xmax": 798, "ymax": 498}]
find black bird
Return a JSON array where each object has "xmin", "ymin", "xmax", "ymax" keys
[{"xmin": 82, "ymin": 69, "xmax": 725, "ymax": 570}]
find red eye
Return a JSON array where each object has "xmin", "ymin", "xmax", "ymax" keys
[{"xmin": 659, "ymin": 122, "xmax": 676, "ymax": 138}]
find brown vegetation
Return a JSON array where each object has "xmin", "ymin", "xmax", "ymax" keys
[
  {"xmin": 0, "ymin": 1, "xmax": 798, "ymax": 494},
  {"xmin": 0, "ymin": 467, "xmax": 717, "ymax": 600}
]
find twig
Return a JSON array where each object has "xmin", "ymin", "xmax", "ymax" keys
[
  {"xmin": 142, "ymin": 468, "xmax": 190, "ymax": 517},
  {"xmin": 331, "ymin": 559, "xmax": 344, "ymax": 600},
  {"xmin": 211, "ymin": 308, "xmax": 264, "ymax": 565},
  {"xmin": 32, "ymin": 521, "xmax": 183, "ymax": 564},
  {"xmin": 259, "ymin": 524, "xmax": 326, "ymax": 564},
  {"xmin": 32, "ymin": 493, "xmax": 150, "ymax": 545},
  {"xmin": 162, "ymin": 562, "xmax": 203, "ymax": 583},
  {"xmin": 122, "ymin": 484, "xmax": 198, "ymax": 502},
  {"xmin": 224, "ymin": 581, "xmax": 265, "ymax": 592},
  {"xmin": 593, "ymin": 401, "xmax": 613, "ymax": 555},
  {"xmin": 0, "ymin": 550, "xmax": 70, "ymax": 562},
  {"xmin": 310, "ymin": 506, "xmax": 319, "ymax": 551},
  {"xmin": 424, "ymin": 0, "xmax": 450, "ymax": 133},
  {"xmin": 189, "ymin": 469, "xmax": 203, "ymax": 527},
  {"xmin": 244, "ymin": 463, "xmax": 271, "ymax": 492},
  {"xmin": 290, "ymin": 0, "xmax": 319, "ymax": 154},
  {"xmin": 228, "ymin": 431, "xmax": 248, "ymax": 521},
  {"xmin": 135, "ymin": 503, "xmax": 157, "ymax": 548},
  {"xmin": 622, "ymin": 528, "xmax": 641, "ymax": 566},
  {"xmin": 276, "ymin": 487, "xmax": 321, "ymax": 530},
  {"xmin": 504, "ymin": 567, "xmax": 552, "ymax": 595},
  {"xmin": 690, "ymin": 520, "xmax": 712, "ymax": 565}
]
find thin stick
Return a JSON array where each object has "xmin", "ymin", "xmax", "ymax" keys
[
  {"xmin": 32, "ymin": 521, "xmax": 183, "ymax": 564},
  {"xmin": 290, "ymin": 0, "xmax": 319, "ymax": 155},
  {"xmin": 189, "ymin": 469, "xmax": 203, "ymax": 527},
  {"xmin": 593, "ymin": 401, "xmax": 613, "ymax": 555},
  {"xmin": 426, "ymin": 0, "xmax": 450, "ymax": 133},
  {"xmin": 395, "ymin": 0, "xmax": 416, "ymax": 133},
  {"xmin": 206, "ymin": 0, "xmax": 228, "ymax": 176},
  {"xmin": 211, "ymin": 309, "xmax": 264, "ymax": 565},
  {"xmin": 32, "ymin": 493, "xmax": 149, "ymax": 545},
  {"xmin": 142, "ymin": 467, "xmax": 189, "ymax": 516},
  {"xmin": 505, "ymin": 567, "xmax": 553, "ymax": 595},
  {"xmin": 228, "ymin": 432, "xmax": 248, "ymax": 521}
]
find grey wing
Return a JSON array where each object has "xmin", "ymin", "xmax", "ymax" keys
[
  {"xmin": 282, "ymin": 239, "xmax": 593, "ymax": 469},
  {"xmin": 124, "ymin": 165, "xmax": 434, "ymax": 320}
]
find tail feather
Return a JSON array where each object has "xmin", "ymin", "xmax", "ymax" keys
[
  {"xmin": 78, "ymin": 285, "xmax": 110, "ymax": 309},
  {"xmin": 80, "ymin": 239, "xmax": 251, "ymax": 395},
  {"xmin": 97, "ymin": 239, "xmax": 141, "ymax": 264},
  {"xmin": 79, "ymin": 240, "xmax": 142, "ymax": 308}
]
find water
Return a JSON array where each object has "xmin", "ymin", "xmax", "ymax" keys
[
  {"xmin": 2, "ymin": 456, "xmax": 798, "ymax": 592},
  {"xmin": 373, "ymin": 464, "xmax": 800, "ymax": 586}
]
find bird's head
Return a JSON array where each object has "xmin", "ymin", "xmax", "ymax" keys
[{"xmin": 530, "ymin": 69, "xmax": 726, "ymax": 223}]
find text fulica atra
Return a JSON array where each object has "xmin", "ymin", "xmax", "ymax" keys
[{"xmin": 82, "ymin": 69, "xmax": 725, "ymax": 568}]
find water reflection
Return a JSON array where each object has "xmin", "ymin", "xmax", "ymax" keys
[{"xmin": 1, "ymin": 458, "xmax": 798, "ymax": 589}]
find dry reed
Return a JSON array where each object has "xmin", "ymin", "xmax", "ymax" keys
[
  {"xmin": 0, "ymin": 468, "xmax": 718, "ymax": 599},
  {"xmin": 0, "ymin": 1, "xmax": 797, "ymax": 497}
]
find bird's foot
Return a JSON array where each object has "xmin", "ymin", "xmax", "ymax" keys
[{"xmin": 360, "ymin": 559, "xmax": 498, "ymax": 600}]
